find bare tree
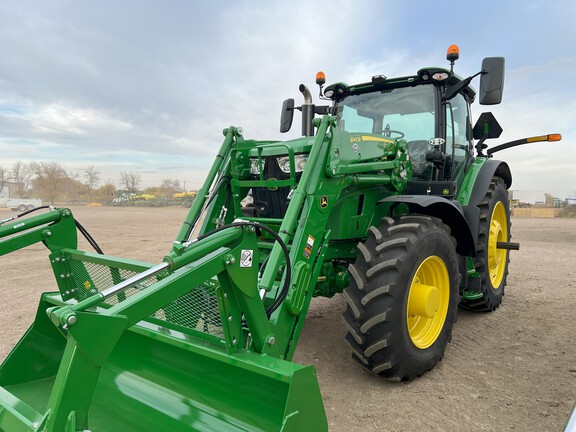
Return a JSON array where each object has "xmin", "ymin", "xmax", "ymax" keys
[
  {"xmin": 84, "ymin": 165, "xmax": 101, "ymax": 201},
  {"xmin": 0, "ymin": 164, "xmax": 10, "ymax": 196},
  {"xmin": 544, "ymin": 192, "xmax": 556, "ymax": 207},
  {"xmin": 10, "ymin": 161, "xmax": 34, "ymax": 198},
  {"xmin": 97, "ymin": 179, "xmax": 117, "ymax": 203},
  {"xmin": 119, "ymin": 171, "xmax": 142, "ymax": 193},
  {"xmin": 31, "ymin": 161, "xmax": 68, "ymax": 204},
  {"xmin": 160, "ymin": 178, "xmax": 181, "ymax": 197},
  {"xmin": 65, "ymin": 171, "xmax": 81, "ymax": 203}
]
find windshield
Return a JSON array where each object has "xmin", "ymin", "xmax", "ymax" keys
[
  {"xmin": 334, "ymin": 85, "xmax": 437, "ymax": 177},
  {"xmin": 334, "ymin": 85, "xmax": 435, "ymax": 141}
]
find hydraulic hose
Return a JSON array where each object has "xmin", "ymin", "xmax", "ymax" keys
[
  {"xmin": 10, "ymin": 205, "xmax": 104, "ymax": 254},
  {"xmin": 0, "ymin": 205, "xmax": 52, "ymax": 225},
  {"xmin": 195, "ymin": 220, "xmax": 291, "ymax": 318},
  {"xmin": 75, "ymin": 220, "xmax": 104, "ymax": 254},
  {"xmin": 182, "ymin": 176, "xmax": 230, "ymax": 242}
]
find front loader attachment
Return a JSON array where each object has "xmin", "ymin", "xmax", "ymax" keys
[
  {"xmin": 0, "ymin": 215, "xmax": 327, "ymax": 432},
  {"xmin": 1, "ymin": 297, "xmax": 324, "ymax": 432}
]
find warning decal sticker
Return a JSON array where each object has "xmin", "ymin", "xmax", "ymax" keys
[{"xmin": 303, "ymin": 235, "xmax": 315, "ymax": 259}]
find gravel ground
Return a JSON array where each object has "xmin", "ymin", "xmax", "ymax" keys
[{"xmin": 1, "ymin": 206, "xmax": 574, "ymax": 431}]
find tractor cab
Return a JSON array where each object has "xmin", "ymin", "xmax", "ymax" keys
[
  {"xmin": 321, "ymin": 49, "xmax": 505, "ymax": 195},
  {"xmin": 278, "ymin": 45, "xmax": 505, "ymax": 200},
  {"xmin": 326, "ymin": 70, "xmax": 473, "ymax": 198}
]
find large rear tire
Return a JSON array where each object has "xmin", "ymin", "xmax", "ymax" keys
[
  {"xmin": 342, "ymin": 215, "xmax": 460, "ymax": 381},
  {"xmin": 461, "ymin": 176, "xmax": 510, "ymax": 312}
]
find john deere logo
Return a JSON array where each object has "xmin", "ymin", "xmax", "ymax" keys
[
  {"xmin": 320, "ymin": 196, "xmax": 328, "ymax": 208},
  {"xmin": 442, "ymin": 188, "xmax": 449, "ymax": 195}
]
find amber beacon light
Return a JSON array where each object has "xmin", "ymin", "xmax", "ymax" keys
[{"xmin": 446, "ymin": 44, "xmax": 460, "ymax": 62}]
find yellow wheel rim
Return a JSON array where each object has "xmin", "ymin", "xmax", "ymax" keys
[
  {"xmin": 406, "ymin": 256, "xmax": 450, "ymax": 349},
  {"xmin": 487, "ymin": 201, "xmax": 508, "ymax": 288}
]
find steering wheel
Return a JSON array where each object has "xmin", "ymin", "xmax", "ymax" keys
[{"xmin": 383, "ymin": 129, "xmax": 405, "ymax": 139}]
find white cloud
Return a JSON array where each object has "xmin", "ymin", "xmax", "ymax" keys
[
  {"xmin": 30, "ymin": 103, "xmax": 132, "ymax": 135},
  {"xmin": 0, "ymin": 0, "xmax": 573, "ymax": 198}
]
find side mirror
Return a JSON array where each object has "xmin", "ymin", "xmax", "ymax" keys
[
  {"xmin": 479, "ymin": 57, "xmax": 505, "ymax": 105},
  {"xmin": 280, "ymin": 98, "xmax": 295, "ymax": 133},
  {"xmin": 473, "ymin": 112, "xmax": 503, "ymax": 140}
]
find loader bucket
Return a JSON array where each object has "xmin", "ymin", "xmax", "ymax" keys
[{"xmin": 0, "ymin": 293, "xmax": 327, "ymax": 432}]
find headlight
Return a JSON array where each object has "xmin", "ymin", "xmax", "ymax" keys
[
  {"xmin": 277, "ymin": 154, "xmax": 308, "ymax": 174},
  {"xmin": 250, "ymin": 159, "xmax": 265, "ymax": 175}
]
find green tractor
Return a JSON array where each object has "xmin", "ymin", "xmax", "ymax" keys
[{"xmin": 0, "ymin": 46, "xmax": 561, "ymax": 431}]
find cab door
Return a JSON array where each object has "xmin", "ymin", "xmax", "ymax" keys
[{"xmin": 445, "ymin": 92, "xmax": 474, "ymax": 183}]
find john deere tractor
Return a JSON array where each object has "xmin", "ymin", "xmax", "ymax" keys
[{"xmin": 0, "ymin": 46, "xmax": 561, "ymax": 431}]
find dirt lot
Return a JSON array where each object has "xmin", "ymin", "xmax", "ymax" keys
[{"xmin": 1, "ymin": 206, "xmax": 575, "ymax": 431}]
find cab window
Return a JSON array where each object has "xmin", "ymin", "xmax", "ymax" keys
[{"xmin": 445, "ymin": 92, "xmax": 472, "ymax": 180}]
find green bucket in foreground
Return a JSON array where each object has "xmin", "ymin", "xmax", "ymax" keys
[{"xmin": 0, "ymin": 294, "xmax": 327, "ymax": 432}]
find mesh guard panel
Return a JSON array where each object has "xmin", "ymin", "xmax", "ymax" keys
[{"xmin": 65, "ymin": 254, "xmax": 224, "ymax": 340}]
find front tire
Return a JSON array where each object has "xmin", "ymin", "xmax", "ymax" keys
[
  {"xmin": 342, "ymin": 215, "xmax": 460, "ymax": 381},
  {"xmin": 460, "ymin": 176, "xmax": 510, "ymax": 312}
]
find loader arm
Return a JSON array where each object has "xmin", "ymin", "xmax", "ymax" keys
[
  {"xmin": 0, "ymin": 208, "xmax": 78, "ymax": 256},
  {"xmin": 167, "ymin": 118, "xmax": 342, "ymax": 361},
  {"xmin": 0, "ymin": 126, "xmax": 330, "ymax": 431},
  {"xmin": 252, "ymin": 116, "xmax": 338, "ymax": 358}
]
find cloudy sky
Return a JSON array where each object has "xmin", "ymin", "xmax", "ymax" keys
[{"xmin": 0, "ymin": 0, "xmax": 574, "ymax": 200}]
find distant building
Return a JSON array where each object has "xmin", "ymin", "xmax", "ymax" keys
[
  {"xmin": 0, "ymin": 182, "xmax": 24, "ymax": 199},
  {"xmin": 512, "ymin": 190, "xmax": 546, "ymax": 205},
  {"xmin": 0, "ymin": 185, "xmax": 6, "ymax": 199}
]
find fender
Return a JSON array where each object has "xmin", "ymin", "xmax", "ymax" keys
[
  {"xmin": 459, "ymin": 158, "xmax": 512, "ymax": 248},
  {"xmin": 379, "ymin": 195, "xmax": 476, "ymax": 256},
  {"xmin": 465, "ymin": 158, "xmax": 511, "ymax": 207}
]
